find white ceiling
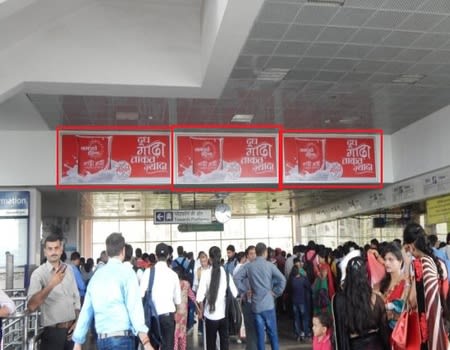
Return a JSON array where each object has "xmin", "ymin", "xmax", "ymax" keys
[{"xmin": 3, "ymin": 0, "xmax": 447, "ymax": 133}]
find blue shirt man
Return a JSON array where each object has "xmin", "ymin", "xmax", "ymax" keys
[
  {"xmin": 235, "ymin": 242, "xmax": 286, "ymax": 350},
  {"xmin": 72, "ymin": 233, "xmax": 153, "ymax": 350},
  {"xmin": 69, "ymin": 252, "xmax": 86, "ymax": 300}
]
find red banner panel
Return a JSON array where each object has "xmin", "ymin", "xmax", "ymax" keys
[
  {"xmin": 175, "ymin": 133, "xmax": 278, "ymax": 185},
  {"xmin": 284, "ymin": 134, "xmax": 379, "ymax": 184},
  {"xmin": 59, "ymin": 131, "xmax": 170, "ymax": 185}
]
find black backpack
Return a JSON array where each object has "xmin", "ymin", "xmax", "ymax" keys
[
  {"xmin": 225, "ymin": 270, "xmax": 242, "ymax": 336},
  {"xmin": 143, "ymin": 268, "xmax": 162, "ymax": 346}
]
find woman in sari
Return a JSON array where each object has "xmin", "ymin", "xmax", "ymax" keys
[
  {"xmin": 379, "ymin": 243, "xmax": 407, "ymax": 347},
  {"xmin": 403, "ymin": 223, "xmax": 449, "ymax": 350},
  {"xmin": 332, "ymin": 256, "xmax": 389, "ymax": 350}
]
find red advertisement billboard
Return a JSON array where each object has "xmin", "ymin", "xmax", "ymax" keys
[
  {"xmin": 58, "ymin": 131, "xmax": 171, "ymax": 186},
  {"xmin": 283, "ymin": 134, "xmax": 379, "ymax": 184},
  {"xmin": 175, "ymin": 133, "xmax": 278, "ymax": 185}
]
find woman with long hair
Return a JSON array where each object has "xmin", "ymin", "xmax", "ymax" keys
[
  {"xmin": 196, "ymin": 246, "xmax": 238, "ymax": 350},
  {"xmin": 403, "ymin": 223, "xmax": 449, "ymax": 350},
  {"xmin": 379, "ymin": 243, "xmax": 406, "ymax": 346},
  {"xmin": 332, "ymin": 256, "xmax": 389, "ymax": 350},
  {"xmin": 193, "ymin": 251, "xmax": 210, "ymax": 337}
]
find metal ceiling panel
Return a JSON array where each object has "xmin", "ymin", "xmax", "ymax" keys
[
  {"xmin": 344, "ymin": 0, "xmax": 385, "ymax": 9},
  {"xmin": 381, "ymin": 0, "xmax": 423, "ymax": 11},
  {"xmin": 410, "ymin": 33, "xmax": 450, "ymax": 49},
  {"xmin": 350, "ymin": 28, "xmax": 391, "ymax": 44},
  {"xmin": 265, "ymin": 56, "xmax": 300, "ymax": 69},
  {"xmin": 364, "ymin": 10, "xmax": 410, "ymax": 29},
  {"xmin": 323, "ymin": 58, "xmax": 358, "ymax": 71},
  {"xmin": 418, "ymin": 0, "xmax": 450, "ymax": 14},
  {"xmin": 336, "ymin": 44, "xmax": 372, "ymax": 58},
  {"xmin": 399, "ymin": 13, "xmax": 446, "ymax": 31},
  {"xmin": 395, "ymin": 48, "xmax": 432, "ymax": 62},
  {"xmin": 258, "ymin": 2, "xmax": 301, "ymax": 23},
  {"xmin": 329, "ymin": 7, "xmax": 374, "ymax": 27},
  {"xmin": 305, "ymin": 43, "xmax": 342, "ymax": 57},
  {"xmin": 368, "ymin": 46, "xmax": 403, "ymax": 60},
  {"xmin": 242, "ymin": 39, "xmax": 278, "ymax": 55},
  {"xmin": 295, "ymin": 5, "xmax": 339, "ymax": 25},
  {"xmin": 27, "ymin": 0, "xmax": 450, "ymax": 139},
  {"xmin": 382, "ymin": 30, "xmax": 422, "ymax": 47},
  {"xmin": 275, "ymin": 41, "xmax": 310, "ymax": 55},
  {"xmin": 353, "ymin": 60, "xmax": 385, "ymax": 73},
  {"xmin": 284, "ymin": 24, "xmax": 323, "ymax": 41},
  {"xmin": 296, "ymin": 57, "xmax": 329, "ymax": 70},
  {"xmin": 249, "ymin": 22, "xmax": 290, "ymax": 40},
  {"xmin": 316, "ymin": 26, "xmax": 357, "ymax": 43}
]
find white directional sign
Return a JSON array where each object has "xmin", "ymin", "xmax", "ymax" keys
[{"xmin": 153, "ymin": 209, "xmax": 212, "ymax": 224}]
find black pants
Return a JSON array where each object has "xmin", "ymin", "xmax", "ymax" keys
[
  {"xmin": 41, "ymin": 327, "xmax": 74, "ymax": 350},
  {"xmin": 205, "ymin": 317, "xmax": 229, "ymax": 350},
  {"xmin": 159, "ymin": 313, "xmax": 175, "ymax": 350}
]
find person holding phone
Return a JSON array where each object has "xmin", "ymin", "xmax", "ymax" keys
[{"xmin": 28, "ymin": 233, "xmax": 80, "ymax": 350}]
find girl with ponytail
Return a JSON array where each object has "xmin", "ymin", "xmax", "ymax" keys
[
  {"xmin": 196, "ymin": 246, "xmax": 238, "ymax": 350},
  {"xmin": 403, "ymin": 223, "xmax": 449, "ymax": 350}
]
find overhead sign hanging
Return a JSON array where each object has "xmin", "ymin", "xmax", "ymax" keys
[
  {"xmin": 153, "ymin": 209, "xmax": 212, "ymax": 224},
  {"xmin": 426, "ymin": 194, "xmax": 450, "ymax": 225},
  {"xmin": 58, "ymin": 130, "xmax": 171, "ymax": 186},
  {"xmin": 175, "ymin": 132, "xmax": 279, "ymax": 185},
  {"xmin": 283, "ymin": 132, "xmax": 381, "ymax": 185}
]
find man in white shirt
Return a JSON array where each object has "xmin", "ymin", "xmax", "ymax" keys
[{"xmin": 140, "ymin": 243, "xmax": 181, "ymax": 350}]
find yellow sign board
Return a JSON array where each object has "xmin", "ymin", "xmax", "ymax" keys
[{"xmin": 427, "ymin": 194, "xmax": 450, "ymax": 225}]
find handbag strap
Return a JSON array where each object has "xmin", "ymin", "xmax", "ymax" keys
[
  {"xmin": 224, "ymin": 267, "xmax": 230, "ymax": 296},
  {"xmin": 400, "ymin": 276, "xmax": 413, "ymax": 312}
]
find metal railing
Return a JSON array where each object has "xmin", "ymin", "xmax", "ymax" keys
[{"xmin": 2, "ymin": 289, "xmax": 42, "ymax": 350}]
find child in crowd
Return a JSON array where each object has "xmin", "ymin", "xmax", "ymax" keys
[{"xmin": 312, "ymin": 314, "xmax": 333, "ymax": 350}]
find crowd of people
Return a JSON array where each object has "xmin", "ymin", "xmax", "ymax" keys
[{"xmin": 1, "ymin": 222, "xmax": 449, "ymax": 350}]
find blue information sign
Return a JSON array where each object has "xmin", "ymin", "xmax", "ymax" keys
[{"xmin": 0, "ymin": 191, "xmax": 30, "ymax": 217}]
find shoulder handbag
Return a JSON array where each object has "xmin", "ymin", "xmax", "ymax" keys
[
  {"xmin": 143, "ymin": 268, "xmax": 162, "ymax": 346},
  {"xmin": 225, "ymin": 269, "xmax": 242, "ymax": 336},
  {"xmin": 391, "ymin": 279, "xmax": 421, "ymax": 350}
]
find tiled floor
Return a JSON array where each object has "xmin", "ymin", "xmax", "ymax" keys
[{"xmin": 84, "ymin": 315, "xmax": 313, "ymax": 350}]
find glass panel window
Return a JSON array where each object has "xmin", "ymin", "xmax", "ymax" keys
[
  {"xmin": 146, "ymin": 242, "xmax": 158, "ymax": 255},
  {"xmin": 119, "ymin": 220, "xmax": 145, "ymax": 242},
  {"xmin": 195, "ymin": 231, "xmax": 221, "ymax": 240},
  {"xmin": 172, "ymin": 241, "xmax": 196, "ymax": 255},
  {"xmin": 245, "ymin": 217, "xmax": 268, "ymax": 239},
  {"xmin": 222, "ymin": 219, "xmax": 245, "ymax": 239},
  {"xmin": 146, "ymin": 222, "xmax": 171, "ymax": 242},
  {"xmin": 92, "ymin": 220, "xmax": 119, "ymax": 243},
  {"xmin": 268, "ymin": 216, "xmax": 292, "ymax": 237},
  {"xmin": 221, "ymin": 240, "xmax": 246, "ymax": 255},
  {"xmin": 92, "ymin": 243, "xmax": 106, "ymax": 263},
  {"xmin": 196, "ymin": 240, "xmax": 224, "ymax": 256},
  {"xmin": 172, "ymin": 228, "xmax": 196, "ymax": 241},
  {"xmin": 269, "ymin": 238, "xmax": 292, "ymax": 254},
  {"xmin": 0, "ymin": 218, "xmax": 28, "ymax": 266}
]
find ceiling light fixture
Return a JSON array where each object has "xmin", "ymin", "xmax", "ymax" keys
[
  {"xmin": 231, "ymin": 114, "xmax": 254, "ymax": 123},
  {"xmin": 256, "ymin": 68, "xmax": 290, "ymax": 82},
  {"xmin": 392, "ymin": 74, "xmax": 425, "ymax": 84},
  {"xmin": 116, "ymin": 111, "xmax": 139, "ymax": 121},
  {"xmin": 307, "ymin": 0, "xmax": 345, "ymax": 5}
]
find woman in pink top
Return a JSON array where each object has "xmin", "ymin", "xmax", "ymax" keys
[{"xmin": 312, "ymin": 314, "xmax": 333, "ymax": 350}]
